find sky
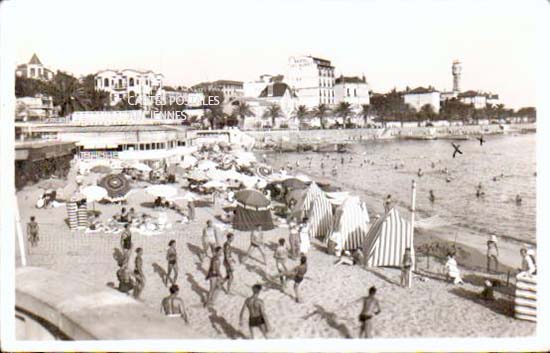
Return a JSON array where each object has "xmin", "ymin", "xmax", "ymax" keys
[{"xmin": 7, "ymin": 0, "xmax": 546, "ymax": 109}]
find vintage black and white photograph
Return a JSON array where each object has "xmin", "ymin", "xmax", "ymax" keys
[{"xmin": 1, "ymin": 0, "xmax": 547, "ymax": 350}]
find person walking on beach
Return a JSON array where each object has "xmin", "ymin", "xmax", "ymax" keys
[
  {"xmin": 120, "ymin": 224, "xmax": 132, "ymax": 261},
  {"xmin": 27, "ymin": 216, "xmax": 39, "ymax": 247},
  {"xmin": 274, "ymin": 238, "xmax": 289, "ymax": 287},
  {"xmin": 240, "ymin": 284, "xmax": 271, "ymax": 339},
  {"xmin": 288, "ymin": 222, "xmax": 300, "ymax": 259},
  {"xmin": 486, "ymin": 235, "xmax": 499, "ymax": 273},
  {"xmin": 400, "ymin": 248, "xmax": 413, "ymax": 287},
  {"xmin": 133, "ymin": 247, "xmax": 145, "ymax": 299},
  {"xmin": 221, "ymin": 233, "xmax": 236, "ymax": 294},
  {"xmin": 187, "ymin": 201, "xmax": 195, "ymax": 221},
  {"xmin": 205, "ymin": 246, "xmax": 223, "ymax": 307},
  {"xmin": 359, "ymin": 286, "xmax": 381, "ymax": 338},
  {"xmin": 200, "ymin": 220, "xmax": 218, "ymax": 261},
  {"xmin": 165, "ymin": 240, "xmax": 178, "ymax": 286},
  {"xmin": 243, "ymin": 225, "xmax": 267, "ymax": 265},
  {"xmin": 429, "ymin": 190, "xmax": 435, "ymax": 203},
  {"xmin": 161, "ymin": 284, "xmax": 189, "ymax": 323},
  {"xmin": 288, "ymin": 255, "xmax": 308, "ymax": 303},
  {"xmin": 299, "ymin": 219, "xmax": 311, "ymax": 254}
]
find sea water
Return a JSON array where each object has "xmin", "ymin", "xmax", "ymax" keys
[{"xmin": 264, "ymin": 133, "xmax": 536, "ymax": 244}]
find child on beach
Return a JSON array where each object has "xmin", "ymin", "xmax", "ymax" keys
[
  {"xmin": 445, "ymin": 252, "xmax": 464, "ymax": 285},
  {"xmin": 359, "ymin": 286, "xmax": 381, "ymax": 338},
  {"xmin": 27, "ymin": 216, "xmax": 39, "ymax": 247},
  {"xmin": 400, "ymin": 248, "xmax": 413, "ymax": 287}
]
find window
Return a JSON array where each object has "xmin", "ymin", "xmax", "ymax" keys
[
  {"xmin": 118, "ymin": 79, "xmax": 123, "ymax": 87},
  {"xmin": 136, "ymin": 79, "xmax": 140, "ymax": 85},
  {"xmin": 129, "ymin": 78, "xmax": 134, "ymax": 87},
  {"xmin": 354, "ymin": 88, "xmax": 357, "ymax": 97},
  {"xmin": 119, "ymin": 94, "xmax": 123, "ymax": 99},
  {"xmin": 104, "ymin": 78, "xmax": 109, "ymax": 87},
  {"xmin": 347, "ymin": 88, "xmax": 350, "ymax": 97},
  {"xmin": 30, "ymin": 68, "xmax": 35, "ymax": 76}
]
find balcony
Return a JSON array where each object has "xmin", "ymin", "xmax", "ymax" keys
[{"xmin": 113, "ymin": 84, "xmax": 127, "ymax": 91}]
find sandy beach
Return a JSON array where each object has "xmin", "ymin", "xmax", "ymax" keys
[{"xmin": 16, "ymin": 161, "xmax": 535, "ymax": 339}]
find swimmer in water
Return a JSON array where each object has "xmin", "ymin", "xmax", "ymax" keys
[
  {"xmin": 341, "ymin": 156, "xmax": 345, "ymax": 165},
  {"xmin": 417, "ymin": 168, "xmax": 423, "ymax": 177},
  {"xmin": 429, "ymin": 190, "xmax": 435, "ymax": 203},
  {"xmin": 515, "ymin": 194, "xmax": 522, "ymax": 205},
  {"xmin": 476, "ymin": 183, "xmax": 485, "ymax": 198},
  {"xmin": 431, "ymin": 161, "xmax": 436, "ymax": 169},
  {"xmin": 332, "ymin": 166, "xmax": 338, "ymax": 176},
  {"xmin": 446, "ymin": 177, "xmax": 451, "ymax": 183},
  {"xmin": 321, "ymin": 162, "xmax": 325, "ymax": 169}
]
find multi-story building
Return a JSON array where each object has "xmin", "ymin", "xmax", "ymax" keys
[
  {"xmin": 192, "ymin": 80, "xmax": 244, "ymax": 102},
  {"xmin": 257, "ymin": 82, "xmax": 298, "ymax": 119},
  {"xmin": 286, "ymin": 55, "xmax": 335, "ymax": 108},
  {"xmin": 16, "ymin": 54, "xmax": 54, "ymax": 81},
  {"xmin": 458, "ymin": 91, "xmax": 499, "ymax": 109},
  {"xmin": 243, "ymin": 74, "xmax": 284, "ymax": 98},
  {"xmin": 403, "ymin": 87, "xmax": 441, "ymax": 113},
  {"xmin": 334, "ymin": 75, "xmax": 370, "ymax": 106},
  {"xmin": 16, "ymin": 95, "xmax": 57, "ymax": 121},
  {"xmin": 94, "ymin": 69, "xmax": 164, "ymax": 110}
]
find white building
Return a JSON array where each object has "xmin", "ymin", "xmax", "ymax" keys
[
  {"xmin": 457, "ymin": 90, "xmax": 499, "ymax": 109},
  {"xmin": 16, "ymin": 95, "xmax": 56, "ymax": 121},
  {"xmin": 94, "ymin": 69, "xmax": 164, "ymax": 110},
  {"xmin": 243, "ymin": 74, "xmax": 284, "ymax": 98},
  {"xmin": 403, "ymin": 87, "xmax": 441, "ymax": 113},
  {"xmin": 16, "ymin": 54, "xmax": 54, "ymax": 81},
  {"xmin": 257, "ymin": 82, "xmax": 298, "ymax": 119},
  {"xmin": 287, "ymin": 55, "xmax": 335, "ymax": 108},
  {"xmin": 161, "ymin": 88, "xmax": 205, "ymax": 108},
  {"xmin": 192, "ymin": 80, "xmax": 244, "ymax": 102},
  {"xmin": 334, "ymin": 75, "xmax": 370, "ymax": 106}
]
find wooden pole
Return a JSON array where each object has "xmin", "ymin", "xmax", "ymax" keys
[{"xmin": 408, "ymin": 179, "xmax": 416, "ymax": 288}]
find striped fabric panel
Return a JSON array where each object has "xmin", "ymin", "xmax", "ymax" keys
[
  {"xmin": 67, "ymin": 202, "xmax": 78, "ymax": 230},
  {"xmin": 308, "ymin": 193, "xmax": 333, "ymax": 240},
  {"xmin": 303, "ymin": 182, "xmax": 323, "ymax": 214},
  {"xmin": 77, "ymin": 204, "xmax": 88, "ymax": 228},
  {"xmin": 364, "ymin": 208, "xmax": 412, "ymax": 268}
]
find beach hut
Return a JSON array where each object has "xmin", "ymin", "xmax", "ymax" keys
[
  {"xmin": 514, "ymin": 273, "xmax": 537, "ymax": 322},
  {"xmin": 330, "ymin": 196, "xmax": 370, "ymax": 251},
  {"xmin": 233, "ymin": 189, "xmax": 275, "ymax": 231},
  {"xmin": 308, "ymin": 189, "xmax": 333, "ymax": 241},
  {"xmin": 362, "ymin": 207, "xmax": 413, "ymax": 267}
]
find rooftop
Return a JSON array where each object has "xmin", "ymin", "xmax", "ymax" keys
[
  {"xmin": 29, "ymin": 53, "xmax": 42, "ymax": 65},
  {"xmin": 335, "ymin": 76, "xmax": 367, "ymax": 84},
  {"xmin": 258, "ymin": 82, "xmax": 296, "ymax": 98},
  {"xmin": 405, "ymin": 86, "xmax": 439, "ymax": 94}
]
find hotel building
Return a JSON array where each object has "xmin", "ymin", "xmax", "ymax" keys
[
  {"xmin": 286, "ymin": 56, "xmax": 335, "ymax": 108},
  {"xmin": 403, "ymin": 87, "xmax": 441, "ymax": 113},
  {"xmin": 334, "ymin": 75, "xmax": 370, "ymax": 107}
]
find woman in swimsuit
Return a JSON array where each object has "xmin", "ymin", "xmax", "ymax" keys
[
  {"xmin": 205, "ymin": 246, "xmax": 222, "ymax": 307},
  {"xmin": 161, "ymin": 284, "xmax": 189, "ymax": 323},
  {"xmin": 290, "ymin": 255, "xmax": 308, "ymax": 303},
  {"xmin": 240, "ymin": 284, "xmax": 270, "ymax": 339},
  {"xmin": 165, "ymin": 240, "xmax": 178, "ymax": 286}
]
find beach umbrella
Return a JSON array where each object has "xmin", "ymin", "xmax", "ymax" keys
[
  {"xmin": 90, "ymin": 165, "xmax": 112, "ymax": 174},
  {"xmin": 197, "ymin": 160, "xmax": 218, "ymax": 171},
  {"xmin": 282, "ymin": 178, "xmax": 308, "ymax": 190},
  {"xmin": 234, "ymin": 189, "xmax": 270, "ymax": 209},
  {"xmin": 256, "ymin": 165, "xmax": 273, "ymax": 178},
  {"xmin": 202, "ymin": 180, "xmax": 228, "ymax": 189},
  {"xmin": 81, "ymin": 185, "xmax": 108, "ymax": 202},
  {"xmin": 180, "ymin": 155, "xmax": 198, "ymax": 169},
  {"xmin": 131, "ymin": 162, "xmax": 152, "ymax": 172},
  {"xmin": 146, "ymin": 185, "xmax": 178, "ymax": 199},
  {"xmin": 295, "ymin": 173, "xmax": 312, "ymax": 183},
  {"xmin": 98, "ymin": 174, "xmax": 131, "ymax": 199}
]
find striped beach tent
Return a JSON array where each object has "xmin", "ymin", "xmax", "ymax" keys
[
  {"xmin": 514, "ymin": 273, "xmax": 537, "ymax": 322},
  {"xmin": 302, "ymin": 182, "xmax": 324, "ymax": 214},
  {"xmin": 77, "ymin": 202, "xmax": 88, "ymax": 229},
  {"xmin": 362, "ymin": 207, "xmax": 413, "ymax": 267},
  {"xmin": 330, "ymin": 196, "xmax": 370, "ymax": 250},
  {"xmin": 66, "ymin": 202, "xmax": 78, "ymax": 230},
  {"xmin": 307, "ymin": 190, "xmax": 333, "ymax": 241}
]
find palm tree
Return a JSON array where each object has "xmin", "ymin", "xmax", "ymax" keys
[
  {"xmin": 312, "ymin": 103, "xmax": 330, "ymax": 129},
  {"xmin": 47, "ymin": 71, "xmax": 89, "ymax": 116},
  {"xmin": 360, "ymin": 104, "xmax": 371, "ymax": 127},
  {"xmin": 233, "ymin": 102, "xmax": 255, "ymax": 127},
  {"xmin": 292, "ymin": 105, "xmax": 309, "ymax": 129},
  {"xmin": 334, "ymin": 101, "xmax": 353, "ymax": 128},
  {"xmin": 263, "ymin": 104, "xmax": 283, "ymax": 128}
]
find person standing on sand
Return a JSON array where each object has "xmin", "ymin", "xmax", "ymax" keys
[
  {"xmin": 288, "ymin": 222, "xmax": 300, "ymax": 259},
  {"xmin": 429, "ymin": 190, "xmax": 435, "ymax": 203},
  {"xmin": 240, "ymin": 284, "xmax": 271, "ymax": 339},
  {"xmin": 243, "ymin": 225, "xmax": 267, "ymax": 265},
  {"xmin": 486, "ymin": 235, "xmax": 499, "ymax": 273},
  {"xmin": 116, "ymin": 261, "xmax": 135, "ymax": 295},
  {"xmin": 27, "ymin": 216, "xmax": 39, "ymax": 247},
  {"xmin": 221, "ymin": 233, "xmax": 236, "ymax": 294},
  {"xmin": 274, "ymin": 238, "xmax": 289, "ymax": 287},
  {"xmin": 205, "ymin": 246, "xmax": 223, "ymax": 307},
  {"xmin": 187, "ymin": 201, "xmax": 195, "ymax": 221},
  {"xmin": 400, "ymin": 248, "xmax": 413, "ymax": 287},
  {"xmin": 383, "ymin": 194, "xmax": 392, "ymax": 213},
  {"xmin": 200, "ymin": 220, "xmax": 218, "ymax": 261},
  {"xmin": 359, "ymin": 286, "xmax": 381, "ymax": 338},
  {"xmin": 133, "ymin": 247, "xmax": 145, "ymax": 299},
  {"xmin": 287, "ymin": 255, "xmax": 308, "ymax": 303},
  {"xmin": 161, "ymin": 284, "xmax": 189, "ymax": 324},
  {"xmin": 165, "ymin": 240, "xmax": 178, "ymax": 286},
  {"xmin": 120, "ymin": 224, "xmax": 132, "ymax": 262}
]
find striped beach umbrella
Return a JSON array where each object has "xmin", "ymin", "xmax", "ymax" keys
[{"xmin": 98, "ymin": 174, "xmax": 131, "ymax": 199}]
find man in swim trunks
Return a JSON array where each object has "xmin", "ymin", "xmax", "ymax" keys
[
  {"xmin": 161, "ymin": 284, "xmax": 189, "ymax": 323},
  {"xmin": 359, "ymin": 286, "xmax": 381, "ymax": 338},
  {"xmin": 243, "ymin": 225, "xmax": 267, "ymax": 265},
  {"xmin": 205, "ymin": 246, "xmax": 223, "ymax": 307},
  {"xmin": 165, "ymin": 240, "xmax": 178, "ymax": 286},
  {"xmin": 221, "ymin": 233, "xmax": 236, "ymax": 294},
  {"xmin": 116, "ymin": 262, "xmax": 134, "ymax": 295},
  {"xmin": 274, "ymin": 238, "xmax": 289, "ymax": 287},
  {"xmin": 281, "ymin": 255, "xmax": 308, "ymax": 303},
  {"xmin": 239, "ymin": 284, "xmax": 271, "ymax": 339},
  {"xmin": 120, "ymin": 224, "xmax": 132, "ymax": 263},
  {"xmin": 27, "ymin": 216, "xmax": 39, "ymax": 247},
  {"xmin": 133, "ymin": 247, "xmax": 145, "ymax": 299},
  {"xmin": 200, "ymin": 220, "xmax": 218, "ymax": 261}
]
